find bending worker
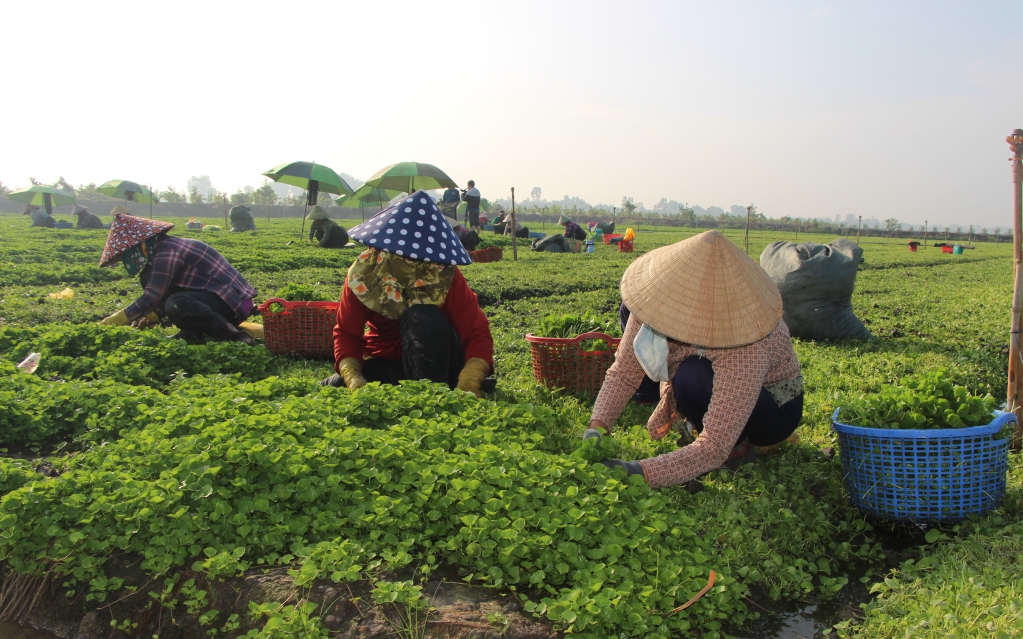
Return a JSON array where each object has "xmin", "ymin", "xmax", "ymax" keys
[
  {"xmin": 229, "ymin": 205, "xmax": 256, "ymax": 232},
  {"xmin": 559, "ymin": 215, "xmax": 587, "ymax": 241},
  {"xmin": 74, "ymin": 205, "xmax": 105, "ymax": 229},
  {"xmin": 586, "ymin": 230, "xmax": 803, "ymax": 487},
  {"xmin": 307, "ymin": 206, "xmax": 350, "ymax": 248},
  {"xmin": 321, "ymin": 190, "xmax": 494, "ymax": 396},
  {"xmin": 96, "ymin": 212, "xmax": 258, "ymax": 345},
  {"xmin": 25, "ymin": 205, "xmax": 56, "ymax": 228}
]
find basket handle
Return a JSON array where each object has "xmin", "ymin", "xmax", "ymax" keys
[
  {"xmin": 257, "ymin": 298, "xmax": 289, "ymax": 313},
  {"xmin": 570, "ymin": 332, "xmax": 621, "ymax": 353}
]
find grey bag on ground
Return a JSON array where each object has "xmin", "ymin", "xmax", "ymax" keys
[
  {"xmin": 759, "ymin": 238, "xmax": 871, "ymax": 340},
  {"xmin": 531, "ymin": 234, "xmax": 570, "ymax": 253}
]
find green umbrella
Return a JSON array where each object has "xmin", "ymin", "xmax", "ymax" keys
[
  {"xmin": 8, "ymin": 185, "xmax": 76, "ymax": 215},
  {"xmin": 364, "ymin": 162, "xmax": 458, "ymax": 194},
  {"xmin": 262, "ymin": 161, "xmax": 354, "ymax": 237},
  {"xmin": 96, "ymin": 180, "xmax": 159, "ymax": 205},
  {"xmin": 335, "ymin": 184, "xmax": 402, "ymax": 222}
]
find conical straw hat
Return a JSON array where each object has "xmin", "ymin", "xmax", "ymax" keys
[{"xmin": 620, "ymin": 230, "xmax": 782, "ymax": 348}]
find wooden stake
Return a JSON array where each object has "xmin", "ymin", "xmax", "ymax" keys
[
  {"xmin": 1006, "ymin": 129, "xmax": 1023, "ymax": 448},
  {"xmin": 745, "ymin": 205, "xmax": 751, "ymax": 254},
  {"xmin": 856, "ymin": 215, "xmax": 862, "ymax": 245},
  {"xmin": 510, "ymin": 187, "xmax": 518, "ymax": 261},
  {"xmin": 924, "ymin": 220, "xmax": 928, "ymax": 249},
  {"xmin": 149, "ymin": 184, "xmax": 154, "ymax": 219}
]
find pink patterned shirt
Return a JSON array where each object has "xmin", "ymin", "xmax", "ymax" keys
[{"xmin": 591, "ymin": 318, "xmax": 801, "ymax": 488}]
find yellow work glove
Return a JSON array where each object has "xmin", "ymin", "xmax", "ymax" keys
[
  {"xmin": 337, "ymin": 357, "xmax": 368, "ymax": 391},
  {"xmin": 456, "ymin": 358, "xmax": 490, "ymax": 397},
  {"xmin": 131, "ymin": 312, "xmax": 161, "ymax": 329},
  {"xmin": 99, "ymin": 309, "xmax": 129, "ymax": 326}
]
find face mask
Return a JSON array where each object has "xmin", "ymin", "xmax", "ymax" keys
[
  {"xmin": 121, "ymin": 237, "xmax": 155, "ymax": 276},
  {"xmin": 633, "ymin": 323, "xmax": 670, "ymax": 382}
]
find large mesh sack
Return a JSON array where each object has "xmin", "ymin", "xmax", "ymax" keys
[
  {"xmin": 531, "ymin": 234, "xmax": 570, "ymax": 253},
  {"xmin": 759, "ymin": 238, "xmax": 871, "ymax": 340}
]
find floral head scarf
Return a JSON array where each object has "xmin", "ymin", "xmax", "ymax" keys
[
  {"xmin": 99, "ymin": 213, "xmax": 174, "ymax": 267},
  {"xmin": 347, "ymin": 248, "xmax": 455, "ymax": 319}
]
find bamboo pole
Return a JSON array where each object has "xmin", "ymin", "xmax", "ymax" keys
[
  {"xmin": 510, "ymin": 187, "xmax": 518, "ymax": 261},
  {"xmin": 745, "ymin": 205, "xmax": 751, "ymax": 254},
  {"xmin": 149, "ymin": 185, "xmax": 154, "ymax": 219},
  {"xmin": 1006, "ymin": 129, "xmax": 1023, "ymax": 448},
  {"xmin": 923, "ymin": 221, "xmax": 928, "ymax": 249}
]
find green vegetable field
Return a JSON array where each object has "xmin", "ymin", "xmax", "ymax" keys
[{"xmin": 0, "ymin": 216, "xmax": 1020, "ymax": 639}]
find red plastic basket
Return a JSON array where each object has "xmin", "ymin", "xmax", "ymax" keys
[
  {"xmin": 470, "ymin": 246, "xmax": 503, "ymax": 263},
  {"xmin": 618, "ymin": 239, "xmax": 634, "ymax": 252},
  {"xmin": 602, "ymin": 233, "xmax": 623, "ymax": 245},
  {"xmin": 257, "ymin": 298, "xmax": 339, "ymax": 358},
  {"xmin": 524, "ymin": 332, "xmax": 622, "ymax": 395},
  {"xmin": 941, "ymin": 245, "xmax": 953, "ymax": 254}
]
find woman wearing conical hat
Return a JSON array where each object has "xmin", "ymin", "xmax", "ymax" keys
[
  {"xmin": 321, "ymin": 191, "xmax": 494, "ymax": 397},
  {"xmin": 586, "ymin": 231, "xmax": 803, "ymax": 488},
  {"xmin": 306, "ymin": 206, "xmax": 350, "ymax": 248},
  {"xmin": 73, "ymin": 205, "xmax": 105, "ymax": 229},
  {"xmin": 96, "ymin": 211, "xmax": 258, "ymax": 345},
  {"xmin": 558, "ymin": 215, "xmax": 587, "ymax": 242},
  {"xmin": 24, "ymin": 205, "xmax": 56, "ymax": 228}
]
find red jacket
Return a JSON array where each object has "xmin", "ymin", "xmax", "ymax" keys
[{"xmin": 333, "ymin": 268, "xmax": 494, "ymax": 374}]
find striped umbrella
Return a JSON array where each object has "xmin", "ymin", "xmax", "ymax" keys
[{"xmin": 8, "ymin": 185, "xmax": 75, "ymax": 214}]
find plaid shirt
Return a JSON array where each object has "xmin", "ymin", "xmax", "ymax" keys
[{"xmin": 125, "ymin": 235, "xmax": 256, "ymax": 321}]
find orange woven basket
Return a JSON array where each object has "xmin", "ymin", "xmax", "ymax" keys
[
  {"xmin": 470, "ymin": 246, "xmax": 503, "ymax": 263},
  {"xmin": 524, "ymin": 332, "xmax": 621, "ymax": 395},
  {"xmin": 257, "ymin": 298, "xmax": 339, "ymax": 358}
]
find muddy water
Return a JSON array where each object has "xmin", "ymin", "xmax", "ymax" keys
[{"xmin": 0, "ymin": 621, "xmax": 60, "ymax": 638}]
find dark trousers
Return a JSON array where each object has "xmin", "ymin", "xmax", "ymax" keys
[
  {"xmin": 164, "ymin": 291, "xmax": 242, "ymax": 340},
  {"xmin": 619, "ymin": 303, "xmax": 660, "ymax": 403},
  {"xmin": 671, "ymin": 356, "xmax": 803, "ymax": 446},
  {"xmin": 361, "ymin": 306, "xmax": 465, "ymax": 388}
]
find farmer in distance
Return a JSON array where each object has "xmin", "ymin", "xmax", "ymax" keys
[
  {"xmin": 24, "ymin": 205, "xmax": 56, "ymax": 228},
  {"xmin": 307, "ymin": 205, "xmax": 350, "ymax": 248},
  {"xmin": 559, "ymin": 214, "xmax": 587, "ymax": 241},
  {"xmin": 73, "ymin": 205, "xmax": 105, "ymax": 229},
  {"xmin": 586, "ymin": 230, "xmax": 804, "ymax": 488},
  {"xmin": 229, "ymin": 205, "xmax": 257, "ymax": 232},
  {"xmin": 96, "ymin": 212, "xmax": 258, "ymax": 345},
  {"xmin": 320, "ymin": 190, "xmax": 494, "ymax": 397}
]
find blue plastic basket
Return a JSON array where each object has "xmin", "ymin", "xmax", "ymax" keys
[
  {"xmin": 529, "ymin": 231, "xmax": 547, "ymax": 239},
  {"xmin": 832, "ymin": 408, "xmax": 1014, "ymax": 523}
]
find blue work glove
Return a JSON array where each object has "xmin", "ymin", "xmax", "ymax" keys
[
  {"xmin": 600, "ymin": 459, "xmax": 646, "ymax": 478},
  {"xmin": 582, "ymin": 428, "xmax": 604, "ymax": 443}
]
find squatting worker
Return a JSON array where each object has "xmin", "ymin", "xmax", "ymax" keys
[
  {"xmin": 586, "ymin": 230, "xmax": 803, "ymax": 487},
  {"xmin": 229, "ymin": 205, "xmax": 256, "ymax": 232},
  {"xmin": 321, "ymin": 190, "xmax": 494, "ymax": 397},
  {"xmin": 25, "ymin": 205, "xmax": 55, "ymax": 228},
  {"xmin": 461, "ymin": 180, "xmax": 482, "ymax": 232},
  {"xmin": 307, "ymin": 205, "xmax": 350, "ymax": 248},
  {"xmin": 96, "ymin": 212, "xmax": 258, "ymax": 345},
  {"xmin": 73, "ymin": 204, "xmax": 105, "ymax": 229},
  {"xmin": 559, "ymin": 215, "xmax": 587, "ymax": 241},
  {"xmin": 445, "ymin": 215, "xmax": 481, "ymax": 252}
]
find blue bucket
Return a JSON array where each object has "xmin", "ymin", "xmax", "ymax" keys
[
  {"xmin": 585, "ymin": 241, "xmax": 595, "ymax": 253},
  {"xmin": 953, "ymin": 245, "xmax": 964, "ymax": 255},
  {"xmin": 832, "ymin": 409, "xmax": 1014, "ymax": 523}
]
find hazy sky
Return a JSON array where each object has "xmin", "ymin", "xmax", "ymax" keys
[{"xmin": 4, "ymin": 1, "xmax": 1021, "ymax": 227}]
